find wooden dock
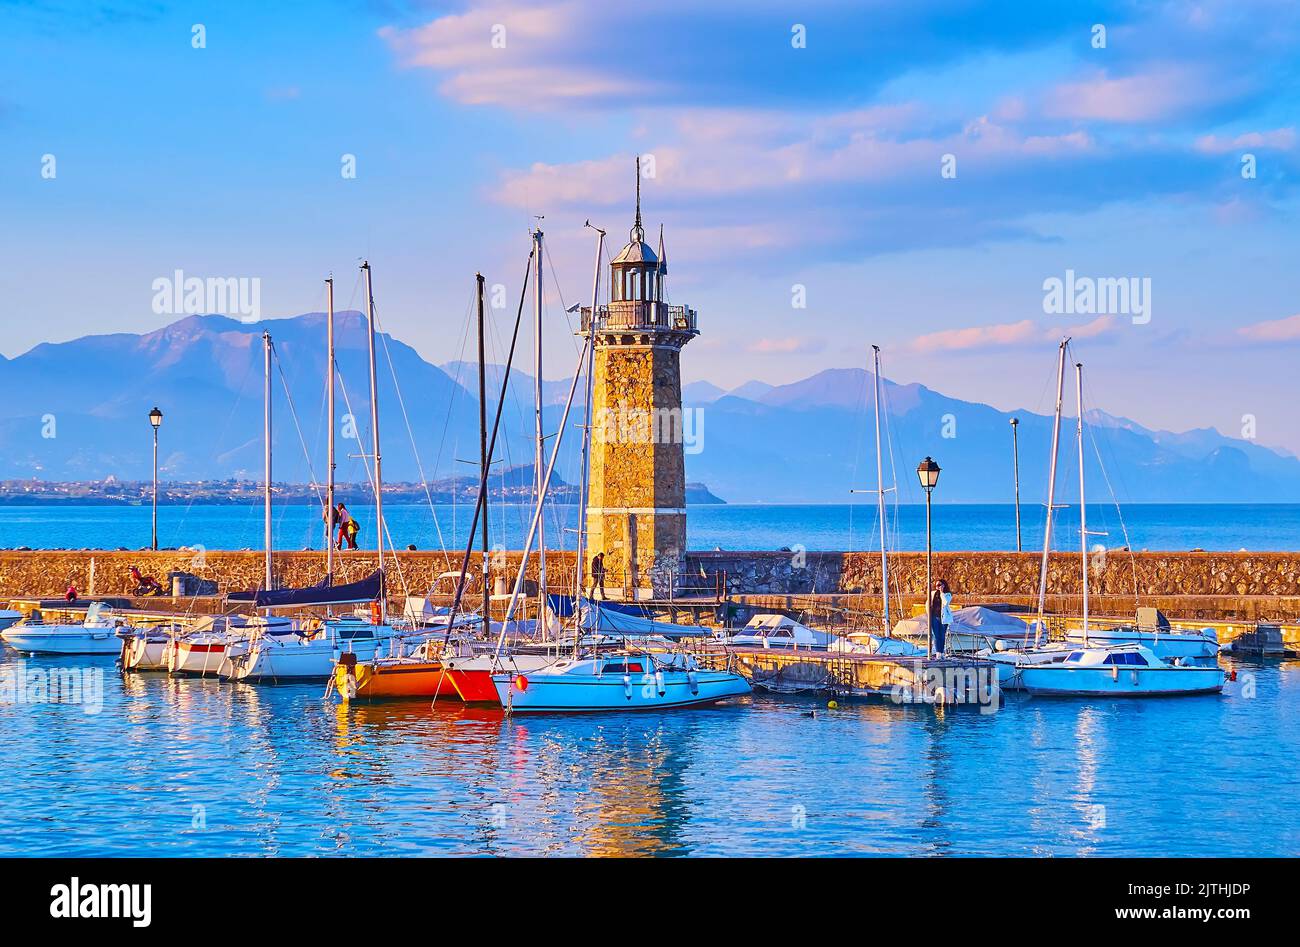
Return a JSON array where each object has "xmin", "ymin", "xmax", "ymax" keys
[{"xmin": 695, "ymin": 645, "xmax": 1001, "ymax": 706}]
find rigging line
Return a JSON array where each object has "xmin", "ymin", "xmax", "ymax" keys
[
  {"xmin": 881, "ymin": 359, "xmax": 909, "ymax": 628},
  {"xmin": 437, "ymin": 291, "xmax": 477, "ymax": 547},
  {"xmin": 543, "ymin": 241, "xmax": 582, "ymax": 356},
  {"xmin": 880, "ymin": 372, "xmax": 904, "ymax": 624},
  {"xmin": 271, "ymin": 343, "xmax": 325, "ymax": 511},
  {"xmin": 1080, "ymin": 369, "xmax": 1140, "ymax": 612},
  {"xmin": 370, "ymin": 301, "xmax": 453, "ymax": 569},
  {"xmin": 333, "ymin": 364, "xmax": 414, "ymax": 604},
  {"xmin": 432, "ymin": 250, "xmax": 537, "ymax": 664}
]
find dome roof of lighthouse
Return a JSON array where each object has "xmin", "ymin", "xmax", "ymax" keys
[{"xmin": 612, "ymin": 239, "xmax": 659, "ymax": 266}]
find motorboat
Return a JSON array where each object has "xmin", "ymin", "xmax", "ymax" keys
[
  {"xmin": 721, "ymin": 614, "xmax": 842, "ymax": 650},
  {"xmin": 1018, "ymin": 644, "xmax": 1225, "ymax": 697},
  {"xmin": 843, "ymin": 629, "xmax": 926, "ymax": 656},
  {"xmin": 0, "ymin": 609, "xmax": 22, "ymax": 632},
  {"xmin": 1, "ymin": 602, "xmax": 130, "ymax": 655},
  {"xmin": 491, "ymin": 650, "xmax": 751, "ymax": 713}
]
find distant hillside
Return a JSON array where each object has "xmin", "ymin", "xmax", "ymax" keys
[{"xmin": 1, "ymin": 313, "xmax": 1297, "ymax": 502}]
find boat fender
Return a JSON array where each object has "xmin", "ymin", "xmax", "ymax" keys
[
  {"xmin": 514, "ymin": 675, "xmax": 529, "ymax": 692},
  {"xmin": 687, "ymin": 669, "xmax": 699, "ymax": 694},
  {"xmin": 655, "ymin": 669, "xmax": 666, "ymax": 696},
  {"xmin": 623, "ymin": 673, "xmax": 632, "ymax": 700},
  {"xmin": 1111, "ymin": 665, "xmax": 1118, "ymax": 681}
]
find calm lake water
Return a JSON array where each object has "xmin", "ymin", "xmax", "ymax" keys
[
  {"xmin": 2, "ymin": 501, "xmax": 1296, "ymax": 857},
  {"xmin": 0, "ymin": 650, "xmax": 1292, "ymax": 857},
  {"xmin": 1, "ymin": 501, "xmax": 1296, "ymax": 552}
]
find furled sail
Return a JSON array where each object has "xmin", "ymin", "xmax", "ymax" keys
[{"xmin": 228, "ymin": 570, "xmax": 383, "ymax": 608}]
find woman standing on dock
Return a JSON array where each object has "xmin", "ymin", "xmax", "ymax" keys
[{"xmin": 930, "ymin": 579, "xmax": 953, "ymax": 655}]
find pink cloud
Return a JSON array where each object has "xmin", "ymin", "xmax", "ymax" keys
[
  {"xmin": 746, "ymin": 336, "xmax": 825, "ymax": 355},
  {"xmin": 909, "ymin": 315, "xmax": 1118, "ymax": 353},
  {"xmin": 1045, "ymin": 66, "xmax": 1216, "ymax": 123},
  {"xmin": 1238, "ymin": 313, "xmax": 1300, "ymax": 343},
  {"xmin": 378, "ymin": 2, "xmax": 651, "ymax": 108},
  {"xmin": 909, "ymin": 320, "xmax": 1040, "ymax": 354},
  {"xmin": 1194, "ymin": 127, "xmax": 1296, "ymax": 153}
]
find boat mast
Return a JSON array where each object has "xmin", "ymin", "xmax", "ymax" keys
[
  {"xmin": 871, "ymin": 345, "xmax": 890, "ymax": 632},
  {"xmin": 1035, "ymin": 337, "xmax": 1070, "ymax": 644},
  {"xmin": 1076, "ymin": 360, "xmax": 1088, "ymax": 646},
  {"xmin": 325, "ymin": 277, "xmax": 336, "ymax": 583},
  {"xmin": 362, "ymin": 261, "xmax": 386, "ymax": 623},
  {"xmin": 574, "ymin": 223, "xmax": 605, "ymax": 650},
  {"xmin": 494, "ymin": 340, "xmax": 592, "ymax": 659},
  {"xmin": 477, "ymin": 273, "xmax": 491, "ymax": 636},
  {"xmin": 532, "ymin": 225, "xmax": 546, "ymax": 636},
  {"xmin": 262, "ymin": 331, "xmax": 274, "ymax": 602}
]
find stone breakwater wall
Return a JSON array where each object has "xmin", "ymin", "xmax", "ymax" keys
[
  {"xmin": 1, "ymin": 550, "xmax": 1297, "ymax": 620},
  {"xmin": 0, "ymin": 550, "xmax": 577, "ymax": 602},
  {"xmin": 684, "ymin": 551, "xmax": 1300, "ymax": 599}
]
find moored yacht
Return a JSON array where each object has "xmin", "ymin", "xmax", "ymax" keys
[
  {"xmin": 1, "ymin": 602, "xmax": 130, "ymax": 655},
  {"xmin": 1018, "ymin": 644, "xmax": 1225, "ymax": 697},
  {"xmin": 119, "ymin": 621, "xmax": 186, "ymax": 671},
  {"xmin": 166, "ymin": 615, "xmax": 294, "ymax": 677},
  {"xmin": 492, "ymin": 650, "xmax": 751, "ymax": 713}
]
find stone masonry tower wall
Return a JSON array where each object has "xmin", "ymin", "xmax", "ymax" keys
[{"xmin": 582, "ymin": 159, "xmax": 697, "ymax": 598}]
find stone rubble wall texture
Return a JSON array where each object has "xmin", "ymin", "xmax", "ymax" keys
[
  {"xmin": 585, "ymin": 342, "xmax": 687, "ymax": 595},
  {"xmin": 3, "ymin": 550, "xmax": 1298, "ymax": 613}
]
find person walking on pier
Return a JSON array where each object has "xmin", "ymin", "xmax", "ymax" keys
[
  {"xmin": 334, "ymin": 503, "xmax": 354, "ymax": 550},
  {"xmin": 590, "ymin": 552, "xmax": 606, "ymax": 600},
  {"xmin": 930, "ymin": 578, "xmax": 953, "ymax": 655}
]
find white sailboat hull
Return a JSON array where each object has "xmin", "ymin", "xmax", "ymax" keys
[
  {"xmin": 121, "ymin": 633, "xmax": 171, "ymax": 670},
  {"xmin": 224, "ymin": 634, "xmax": 387, "ymax": 682},
  {"xmin": 1020, "ymin": 664, "xmax": 1224, "ymax": 697},
  {"xmin": 167, "ymin": 637, "xmax": 238, "ymax": 676}
]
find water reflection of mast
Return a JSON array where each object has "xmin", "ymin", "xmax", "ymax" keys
[{"xmin": 916, "ymin": 712, "xmax": 954, "ymax": 855}]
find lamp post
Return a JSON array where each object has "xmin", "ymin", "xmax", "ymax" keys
[
  {"xmin": 1010, "ymin": 417, "xmax": 1021, "ymax": 552},
  {"xmin": 917, "ymin": 456, "xmax": 941, "ymax": 656},
  {"xmin": 149, "ymin": 406, "xmax": 163, "ymax": 550}
]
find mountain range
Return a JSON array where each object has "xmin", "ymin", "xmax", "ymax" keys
[{"xmin": 0, "ymin": 312, "xmax": 1295, "ymax": 504}]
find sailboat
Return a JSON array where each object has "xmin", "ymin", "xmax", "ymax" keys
[
  {"xmin": 1058, "ymin": 358, "xmax": 1219, "ymax": 662},
  {"xmin": 976, "ymin": 341, "xmax": 1082, "ymax": 687},
  {"xmin": 222, "ymin": 279, "xmax": 411, "ymax": 682},
  {"xmin": 492, "ymin": 649, "xmax": 750, "ymax": 713},
  {"xmin": 1014, "ymin": 360, "xmax": 1224, "ymax": 698},
  {"xmin": 849, "ymin": 345, "xmax": 923, "ymax": 658},
  {"xmin": 1018, "ymin": 643, "xmax": 1224, "ymax": 697},
  {"xmin": 487, "ymin": 198, "xmax": 749, "ymax": 713}
]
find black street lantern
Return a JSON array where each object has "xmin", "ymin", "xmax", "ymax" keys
[
  {"xmin": 149, "ymin": 407, "xmax": 163, "ymax": 550},
  {"xmin": 917, "ymin": 455, "xmax": 941, "ymax": 656},
  {"xmin": 916, "ymin": 456, "xmax": 941, "ymax": 492}
]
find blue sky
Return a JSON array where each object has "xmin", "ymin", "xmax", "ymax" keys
[{"xmin": 2, "ymin": 0, "xmax": 1300, "ymax": 454}]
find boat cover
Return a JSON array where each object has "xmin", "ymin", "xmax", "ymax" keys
[
  {"xmin": 228, "ymin": 570, "xmax": 384, "ymax": 608},
  {"xmin": 891, "ymin": 605, "xmax": 1029, "ymax": 640},
  {"xmin": 577, "ymin": 598, "xmax": 709, "ymax": 638}
]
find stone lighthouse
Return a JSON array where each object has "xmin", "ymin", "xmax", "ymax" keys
[{"xmin": 582, "ymin": 160, "xmax": 699, "ymax": 599}]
